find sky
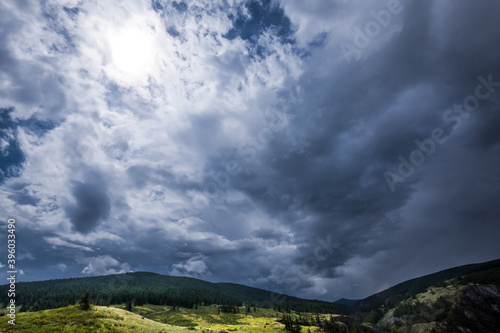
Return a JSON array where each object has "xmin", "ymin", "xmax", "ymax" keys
[{"xmin": 0, "ymin": 0, "xmax": 500, "ymax": 302}]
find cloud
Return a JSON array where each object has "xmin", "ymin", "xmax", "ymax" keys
[
  {"xmin": 171, "ymin": 254, "xmax": 211, "ymax": 277},
  {"xmin": 57, "ymin": 263, "xmax": 67, "ymax": 272},
  {"xmin": 223, "ymin": 0, "xmax": 294, "ymax": 45},
  {"xmin": 63, "ymin": 170, "xmax": 111, "ymax": 233},
  {"xmin": 78, "ymin": 255, "xmax": 131, "ymax": 275},
  {"xmin": 0, "ymin": 0, "xmax": 499, "ymax": 301},
  {"xmin": 44, "ymin": 237, "xmax": 94, "ymax": 252},
  {"xmin": 19, "ymin": 252, "xmax": 35, "ymax": 260},
  {"xmin": 0, "ymin": 108, "xmax": 25, "ymax": 183}
]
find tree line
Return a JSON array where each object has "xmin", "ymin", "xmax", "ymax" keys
[{"xmin": 0, "ymin": 272, "xmax": 338, "ymax": 314}]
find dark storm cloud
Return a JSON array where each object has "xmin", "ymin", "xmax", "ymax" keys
[
  {"xmin": 468, "ymin": 108, "xmax": 500, "ymax": 150},
  {"xmin": 64, "ymin": 170, "xmax": 111, "ymax": 234},
  {"xmin": 304, "ymin": 1, "xmax": 499, "ymax": 297},
  {"xmin": 193, "ymin": 0, "xmax": 500, "ymax": 298},
  {"xmin": 253, "ymin": 228, "xmax": 289, "ymax": 241},
  {"xmin": 0, "ymin": 226, "xmax": 89, "ymax": 283}
]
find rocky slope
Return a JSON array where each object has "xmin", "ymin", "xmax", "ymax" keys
[
  {"xmin": 376, "ymin": 283, "xmax": 500, "ymax": 333},
  {"xmin": 434, "ymin": 285, "xmax": 500, "ymax": 333}
]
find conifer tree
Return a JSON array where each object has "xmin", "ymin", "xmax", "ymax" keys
[
  {"xmin": 79, "ymin": 291, "xmax": 91, "ymax": 311},
  {"xmin": 125, "ymin": 300, "xmax": 133, "ymax": 312}
]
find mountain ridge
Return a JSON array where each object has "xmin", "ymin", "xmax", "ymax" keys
[
  {"xmin": 351, "ymin": 257, "xmax": 500, "ymax": 311},
  {"xmin": 3, "ymin": 258, "xmax": 500, "ymax": 312},
  {"xmin": 1, "ymin": 258, "xmax": 499, "ymax": 332},
  {"xmin": 0, "ymin": 270, "xmax": 338, "ymax": 314}
]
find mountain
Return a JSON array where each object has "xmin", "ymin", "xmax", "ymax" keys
[
  {"xmin": 333, "ymin": 298, "xmax": 359, "ymax": 307},
  {"xmin": 348, "ymin": 258, "xmax": 500, "ymax": 332},
  {"xmin": 1, "ymin": 259, "xmax": 499, "ymax": 332},
  {"xmin": 0, "ymin": 271, "xmax": 338, "ymax": 314},
  {"xmin": 353, "ymin": 258, "xmax": 500, "ymax": 311}
]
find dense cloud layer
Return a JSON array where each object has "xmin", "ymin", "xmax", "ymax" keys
[{"xmin": 0, "ymin": 0, "xmax": 499, "ymax": 301}]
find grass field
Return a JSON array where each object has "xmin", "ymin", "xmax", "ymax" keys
[
  {"xmin": 0, "ymin": 303, "xmax": 332, "ymax": 332},
  {"xmin": 0, "ymin": 304, "xmax": 191, "ymax": 332},
  {"xmin": 113, "ymin": 304, "xmax": 328, "ymax": 332}
]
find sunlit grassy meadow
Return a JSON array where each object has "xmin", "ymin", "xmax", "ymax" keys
[{"xmin": 0, "ymin": 303, "xmax": 333, "ymax": 332}]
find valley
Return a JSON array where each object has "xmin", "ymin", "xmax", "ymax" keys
[{"xmin": 0, "ymin": 258, "xmax": 499, "ymax": 332}]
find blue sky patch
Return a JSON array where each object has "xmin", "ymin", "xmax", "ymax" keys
[
  {"xmin": 172, "ymin": 1, "xmax": 188, "ymax": 13},
  {"xmin": 0, "ymin": 107, "xmax": 25, "ymax": 184},
  {"xmin": 8, "ymin": 187, "xmax": 40, "ymax": 206},
  {"xmin": 0, "ymin": 108, "xmax": 57, "ymax": 184},
  {"xmin": 223, "ymin": 0, "xmax": 294, "ymax": 44},
  {"xmin": 167, "ymin": 25, "xmax": 181, "ymax": 37},
  {"xmin": 151, "ymin": 0, "xmax": 164, "ymax": 12},
  {"xmin": 42, "ymin": 3, "xmax": 77, "ymax": 53},
  {"xmin": 19, "ymin": 117, "xmax": 57, "ymax": 138},
  {"xmin": 63, "ymin": 6, "xmax": 80, "ymax": 17}
]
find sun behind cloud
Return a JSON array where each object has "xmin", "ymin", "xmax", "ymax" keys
[{"xmin": 105, "ymin": 23, "xmax": 159, "ymax": 85}]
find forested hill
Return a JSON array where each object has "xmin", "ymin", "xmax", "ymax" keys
[
  {"xmin": 0, "ymin": 271, "xmax": 338, "ymax": 314},
  {"xmin": 336, "ymin": 258, "xmax": 500, "ymax": 313}
]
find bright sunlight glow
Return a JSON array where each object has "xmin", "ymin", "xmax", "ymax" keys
[{"xmin": 106, "ymin": 24, "xmax": 157, "ymax": 84}]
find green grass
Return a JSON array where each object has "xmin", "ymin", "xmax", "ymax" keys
[
  {"xmin": 0, "ymin": 303, "xmax": 337, "ymax": 332},
  {"xmin": 0, "ymin": 305, "xmax": 189, "ymax": 332},
  {"xmin": 377, "ymin": 279, "xmax": 472, "ymax": 332},
  {"xmin": 114, "ymin": 304, "xmax": 319, "ymax": 332},
  {"xmin": 414, "ymin": 282, "xmax": 465, "ymax": 304},
  {"xmin": 127, "ymin": 304, "xmax": 278, "ymax": 326}
]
